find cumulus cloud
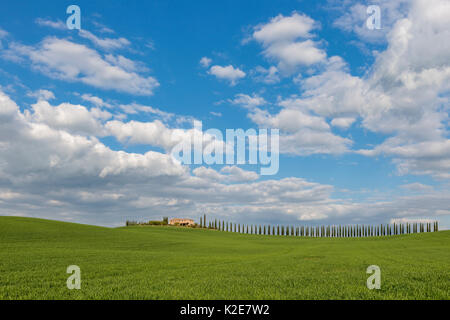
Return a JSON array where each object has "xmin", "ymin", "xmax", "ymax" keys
[
  {"xmin": 1, "ymin": 2, "xmax": 450, "ymax": 228},
  {"xmin": 4, "ymin": 37, "xmax": 159, "ymax": 95},
  {"xmin": 231, "ymin": 94, "xmax": 353, "ymax": 155},
  {"xmin": 25, "ymin": 100, "xmax": 111, "ymax": 136},
  {"xmin": 0, "ymin": 89, "xmax": 448, "ymax": 227},
  {"xmin": 0, "ymin": 90, "xmax": 186, "ymax": 185},
  {"xmin": 208, "ymin": 65, "xmax": 246, "ymax": 85},
  {"xmin": 263, "ymin": 0, "xmax": 450, "ymax": 177},
  {"xmin": 228, "ymin": 93, "xmax": 267, "ymax": 109},
  {"xmin": 252, "ymin": 12, "xmax": 326, "ymax": 72},
  {"xmin": 332, "ymin": 0, "xmax": 410, "ymax": 44}
]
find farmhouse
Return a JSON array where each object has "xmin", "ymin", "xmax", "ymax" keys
[{"xmin": 169, "ymin": 218, "xmax": 195, "ymax": 226}]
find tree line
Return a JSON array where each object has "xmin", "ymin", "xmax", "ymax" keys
[{"xmin": 199, "ymin": 215, "xmax": 439, "ymax": 237}]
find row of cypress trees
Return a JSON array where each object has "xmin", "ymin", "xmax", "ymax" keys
[{"xmin": 199, "ymin": 215, "xmax": 439, "ymax": 237}]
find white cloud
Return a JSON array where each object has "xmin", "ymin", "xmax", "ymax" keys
[
  {"xmin": 7, "ymin": 37, "xmax": 159, "ymax": 95},
  {"xmin": 105, "ymin": 54, "xmax": 149, "ymax": 72},
  {"xmin": 105, "ymin": 119, "xmax": 184, "ymax": 151},
  {"xmin": 25, "ymin": 100, "xmax": 111, "ymax": 136},
  {"xmin": 200, "ymin": 56, "xmax": 212, "ymax": 68},
  {"xmin": 0, "ymin": 90, "xmax": 186, "ymax": 189},
  {"xmin": 0, "ymin": 29, "xmax": 8, "ymax": 38},
  {"xmin": 253, "ymin": 12, "xmax": 316, "ymax": 44},
  {"xmin": 220, "ymin": 166, "xmax": 259, "ymax": 182},
  {"xmin": 252, "ymin": 12, "xmax": 326, "ymax": 72},
  {"xmin": 0, "ymin": 88, "xmax": 449, "ymax": 227},
  {"xmin": 35, "ymin": 18, "xmax": 66, "ymax": 30},
  {"xmin": 333, "ymin": 0, "xmax": 410, "ymax": 44},
  {"xmin": 193, "ymin": 166, "xmax": 258, "ymax": 183},
  {"xmin": 263, "ymin": 0, "xmax": 450, "ymax": 177},
  {"xmin": 228, "ymin": 93, "xmax": 267, "ymax": 109},
  {"xmin": 240, "ymin": 100, "xmax": 353, "ymax": 156},
  {"xmin": 92, "ymin": 21, "xmax": 115, "ymax": 34},
  {"xmin": 81, "ymin": 94, "xmax": 112, "ymax": 108},
  {"xmin": 331, "ymin": 117, "xmax": 356, "ymax": 129},
  {"xmin": 79, "ymin": 30, "xmax": 131, "ymax": 51},
  {"xmin": 27, "ymin": 89, "xmax": 55, "ymax": 101},
  {"xmin": 252, "ymin": 66, "xmax": 280, "ymax": 84},
  {"xmin": 1, "ymin": 4, "xmax": 450, "ymax": 227},
  {"xmin": 208, "ymin": 65, "xmax": 246, "ymax": 85}
]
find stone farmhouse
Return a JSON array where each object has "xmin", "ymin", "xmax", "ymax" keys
[{"xmin": 169, "ymin": 218, "xmax": 195, "ymax": 226}]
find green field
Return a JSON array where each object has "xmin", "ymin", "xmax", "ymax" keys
[{"xmin": 0, "ymin": 216, "xmax": 449, "ymax": 300}]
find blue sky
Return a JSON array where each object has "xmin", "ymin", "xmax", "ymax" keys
[{"xmin": 0, "ymin": 0, "xmax": 449, "ymax": 227}]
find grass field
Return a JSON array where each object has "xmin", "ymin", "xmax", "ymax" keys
[{"xmin": 0, "ymin": 216, "xmax": 449, "ymax": 300}]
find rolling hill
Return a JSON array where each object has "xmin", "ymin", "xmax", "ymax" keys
[{"xmin": 0, "ymin": 216, "xmax": 449, "ymax": 299}]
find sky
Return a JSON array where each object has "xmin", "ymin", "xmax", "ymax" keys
[{"xmin": 0, "ymin": 0, "xmax": 449, "ymax": 228}]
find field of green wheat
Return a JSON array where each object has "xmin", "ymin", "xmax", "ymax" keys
[{"xmin": 0, "ymin": 216, "xmax": 449, "ymax": 299}]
